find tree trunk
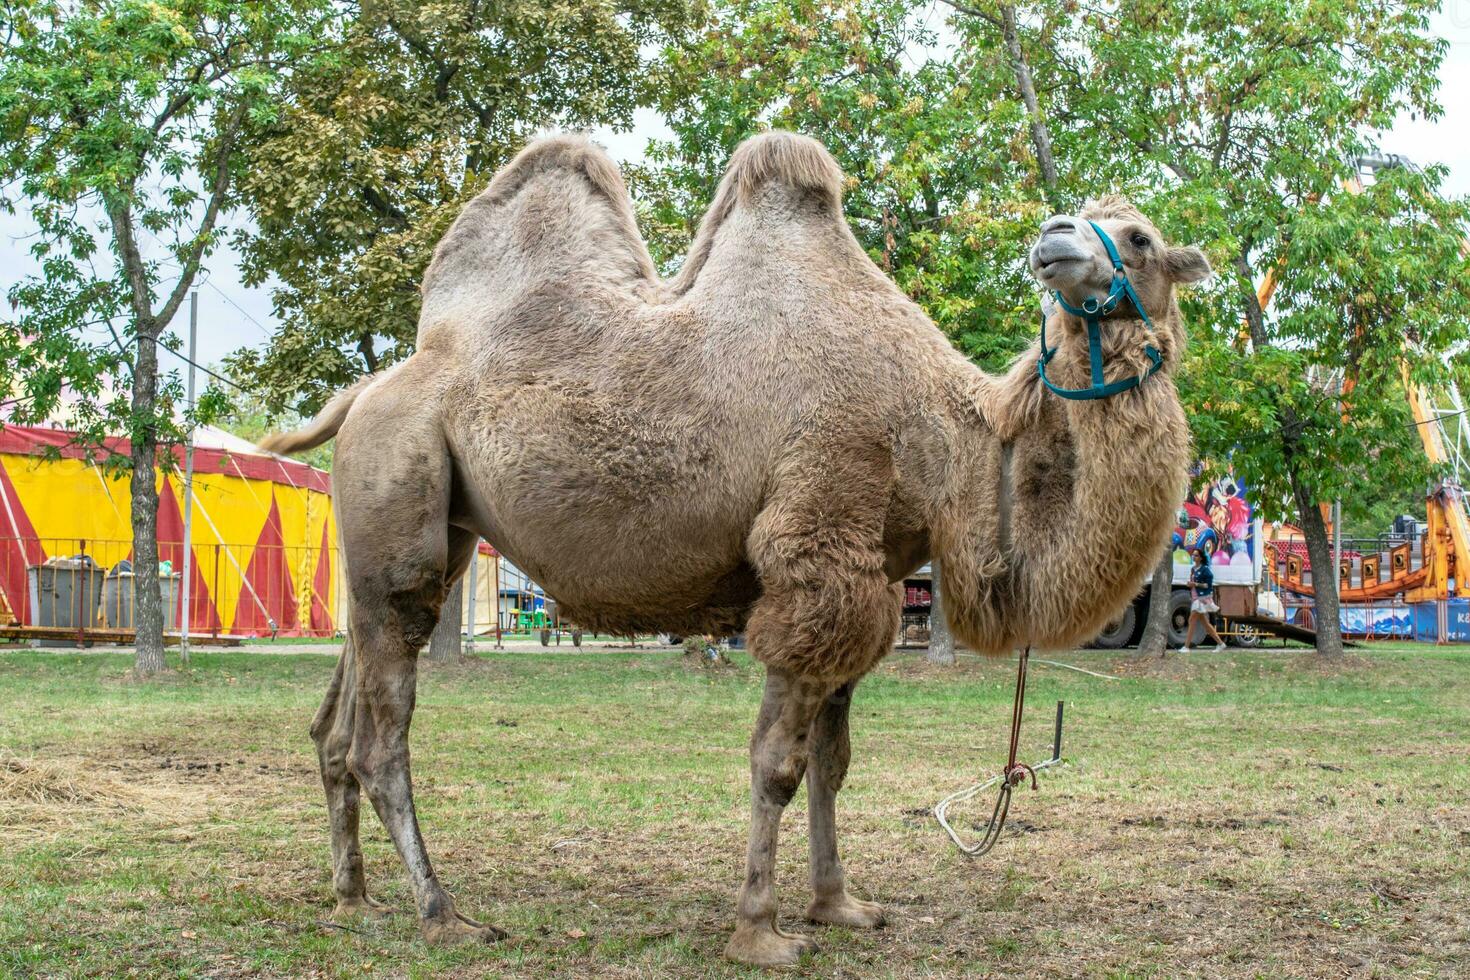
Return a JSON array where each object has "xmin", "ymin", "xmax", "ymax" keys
[
  {"xmin": 999, "ymin": 4, "xmax": 1061, "ymax": 209},
  {"xmin": 927, "ymin": 561, "xmax": 956, "ymax": 665},
  {"xmin": 1136, "ymin": 548, "xmax": 1174, "ymax": 658},
  {"xmin": 130, "ymin": 320, "xmax": 167, "ymax": 676},
  {"xmin": 1293, "ymin": 474, "xmax": 1345, "ymax": 658},
  {"xmin": 427, "ymin": 579, "xmax": 463, "ymax": 662},
  {"xmin": 1235, "ymin": 243, "xmax": 1343, "ymax": 658}
]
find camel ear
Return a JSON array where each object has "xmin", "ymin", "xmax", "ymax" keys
[{"xmin": 1166, "ymin": 246, "xmax": 1212, "ymax": 283}]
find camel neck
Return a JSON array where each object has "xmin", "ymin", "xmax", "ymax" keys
[{"xmin": 927, "ymin": 348, "xmax": 1190, "ymax": 653}]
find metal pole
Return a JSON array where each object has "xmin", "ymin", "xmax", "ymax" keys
[
  {"xmin": 1332, "ymin": 500, "xmax": 1342, "ymax": 595},
  {"xmin": 179, "ymin": 289, "xmax": 198, "ymax": 666},
  {"xmin": 1051, "ymin": 700, "xmax": 1064, "ymax": 763},
  {"xmin": 76, "ymin": 537, "xmax": 86, "ymax": 648},
  {"xmin": 494, "ymin": 553, "xmax": 503, "ymax": 649},
  {"xmin": 464, "ymin": 538, "xmax": 478, "ymax": 654},
  {"xmin": 211, "ymin": 542, "xmax": 221, "ymax": 640}
]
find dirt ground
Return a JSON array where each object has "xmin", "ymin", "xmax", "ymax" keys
[{"xmin": 1, "ymin": 643, "xmax": 1467, "ymax": 978}]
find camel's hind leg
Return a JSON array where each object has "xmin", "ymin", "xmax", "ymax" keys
[
  {"xmin": 309, "ymin": 635, "xmax": 386, "ymax": 918},
  {"xmin": 331, "ymin": 378, "xmax": 502, "ymax": 945},
  {"xmin": 347, "ymin": 590, "xmax": 503, "ymax": 945}
]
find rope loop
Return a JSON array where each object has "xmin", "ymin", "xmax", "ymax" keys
[{"xmin": 1005, "ymin": 761, "xmax": 1036, "ymax": 791}]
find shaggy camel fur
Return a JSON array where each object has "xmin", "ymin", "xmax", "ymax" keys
[{"xmin": 265, "ymin": 131, "xmax": 1208, "ymax": 967}]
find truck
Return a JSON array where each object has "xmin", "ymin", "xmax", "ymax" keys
[{"xmin": 1089, "ymin": 468, "xmax": 1271, "ymax": 649}]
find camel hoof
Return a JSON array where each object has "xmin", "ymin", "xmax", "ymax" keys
[
  {"xmin": 331, "ymin": 894, "xmax": 393, "ymax": 921},
  {"xmin": 421, "ymin": 910, "xmax": 509, "ymax": 946},
  {"xmin": 806, "ymin": 892, "xmax": 886, "ymax": 929},
  {"xmin": 725, "ymin": 923, "xmax": 818, "ymax": 967}
]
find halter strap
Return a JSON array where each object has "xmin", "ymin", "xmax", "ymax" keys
[{"xmin": 1037, "ymin": 220, "xmax": 1163, "ymax": 401}]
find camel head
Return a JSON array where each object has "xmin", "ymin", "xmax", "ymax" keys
[{"xmin": 1028, "ymin": 196, "xmax": 1211, "ymax": 383}]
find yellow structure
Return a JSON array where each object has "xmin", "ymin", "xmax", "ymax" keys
[{"xmin": 0, "ymin": 423, "xmax": 340, "ymax": 636}]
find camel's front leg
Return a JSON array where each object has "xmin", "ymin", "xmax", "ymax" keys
[
  {"xmin": 805, "ymin": 680, "xmax": 886, "ymax": 928},
  {"xmin": 726, "ymin": 670, "xmax": 833, "ymax": 967}
]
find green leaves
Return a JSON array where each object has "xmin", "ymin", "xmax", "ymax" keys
[
  {"xmin": 1, "ymin": 0, "xmax": 333, "ymax": 446},
  {"xmin": 645, "ymin": 0, "xmax": 1463, "ymax": 537},
  {"xmin": 231, "ymin": 0, "xmax": 700, "ymax": 415}
]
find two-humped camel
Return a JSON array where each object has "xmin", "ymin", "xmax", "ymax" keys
[{"xmin": 264, "ymin": 131, "xmax": 1209, "ymax": 967}]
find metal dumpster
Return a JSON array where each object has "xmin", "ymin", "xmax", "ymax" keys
[
  {"xmin": 101, "ymin": 564, "xmax": 180, "ymax": 630},
  {"xmin": 26, "ymin": 558, "xmax": 105, "ymax": 645}
]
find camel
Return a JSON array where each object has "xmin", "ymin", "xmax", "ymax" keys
[{"xmin": 263, "ymin": 131, "xmax": 1208, "ymax": 967}]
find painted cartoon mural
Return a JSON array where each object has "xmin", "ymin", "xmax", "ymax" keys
[{"xmin": 1172, "ymin": 466, "xmax": 1258, "ymax": 586}]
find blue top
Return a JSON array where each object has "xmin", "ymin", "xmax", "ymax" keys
[{"xmin": 1191, "ymin": 562, "xmax": 1214, "ymax": 597}]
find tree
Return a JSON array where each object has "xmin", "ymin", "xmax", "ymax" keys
[
  {"xmin": 0, "ymin": 0, "xmax": 327, "ymax": 674},
  {"xmin": 927, "ymin": 561, "xmax": 955, "ymax": 665},
  {"xmin": 1062, "ymin": 0, "xmax": 1469, "ymax": 656},
  {"xmin": 1136, "ymin": 550, "xmax": 1173, "ymax": 658},
  {"xmin": 228, "ymin": 0, "xmax": 699, "ymax": 415},
  {"xmin": 427, "ymin": 578, "xmax": 463, "ymax": 663}
]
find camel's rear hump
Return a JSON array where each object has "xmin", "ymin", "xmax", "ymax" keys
[{"xmin": 722, "ymin": 131, "xmax": 844, "ymax": 211}]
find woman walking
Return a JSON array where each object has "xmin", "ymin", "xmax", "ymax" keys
[{"xmin": 1182, "ymin": 549, "xmax": 1226, "ymax": 653}]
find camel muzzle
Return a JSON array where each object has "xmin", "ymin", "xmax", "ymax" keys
[{"xmin": 1036, "ymin": 220, "xmax": 1163, "ymax": 401}]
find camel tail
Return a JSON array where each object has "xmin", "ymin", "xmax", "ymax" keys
[{"xmin": 258, "ymin": 376, "xmax": 373, "ymax": 456}]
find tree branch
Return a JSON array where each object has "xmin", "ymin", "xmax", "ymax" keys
[
  {"xmin": 1210, "ymin": 108, "xmax": 1235, "ymax": 171},
  {"xmin": 357, "ymin": 332, "xmax": 379, "ymax": 373},
  {"xmin": 155, "ymin": 104, "xmax": 247, "ymax": 328},
  {"xmin": 942, "ymin": 2, "xmax": 1060, "ymax": 207},
  {"xmin": 937, "ymin": 0, "xmax": 1002, "ymax": 29},
  {"xmin": 105, "ymin": 198, "xmax": 155, "ymax": 333},
  {"xmin": 1235, "ymin": 247, "xmax": 1268, "ymax": 348},
  {"xmin": 359, "ymin": 184, "xmax": 409, "ymax": 228},
  {"xmin": 998, "ymin": 3, "xmax": 1060, "ymax": 205}
]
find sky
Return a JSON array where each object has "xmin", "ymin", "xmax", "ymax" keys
[{"xmin": 2, "ymin": 4, "xmax": 1468, "ymax": 381}]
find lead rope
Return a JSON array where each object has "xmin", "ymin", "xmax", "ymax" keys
[
  {"xmin": 1004, "ymin": 645, "xmax": 1034, "ymax": 789},
  {"xmin": 934, "ymin": 646, "xmax": 1065, "ymax": 857}
]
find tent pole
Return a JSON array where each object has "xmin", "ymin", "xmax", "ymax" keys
[{"xmin": 179, "ymin": 289, "xmax": 198, "ymax": 666}]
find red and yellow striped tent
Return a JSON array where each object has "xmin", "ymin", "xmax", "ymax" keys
[{"xmin": 0, "ymin": 423, "xmax": 340, "ymax": 636}]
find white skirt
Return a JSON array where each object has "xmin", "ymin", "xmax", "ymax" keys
[{"xmin": 1191, "ymin": 598, "xmax": 1219, "ymax": 613}]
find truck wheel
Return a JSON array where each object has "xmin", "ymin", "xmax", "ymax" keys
[
  {"xmin": 1093, "ymin": 605, "xmax": 1137, "ymax": 648},
  {"xmin": 1228, "ymin": 622, "xmax": 1261, "ymax": 648},
  {"xmin": 1167, "ymin": 590, "xmax": 1193, "ymax": 647}
]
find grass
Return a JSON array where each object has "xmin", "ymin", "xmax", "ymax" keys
[{"xmin": 1, "ymin": 643, "xmax": 1467, "ymax": 978}]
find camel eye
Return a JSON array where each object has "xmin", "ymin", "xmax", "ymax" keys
[{"xmin": 1130, "ymin": 233, "xmax": 1151, "ymax": 249}]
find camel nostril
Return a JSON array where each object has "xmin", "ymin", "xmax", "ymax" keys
[{"xmin": 1040, "ymin": 217, "xmax": 1076, "ymax": 237}]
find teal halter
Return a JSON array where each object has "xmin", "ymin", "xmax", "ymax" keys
[{"xmin": 1037, "ymin": 220, "xmax": 1162, "ymax": 401}]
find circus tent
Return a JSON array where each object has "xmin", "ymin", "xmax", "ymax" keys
[{"xmin": 0, "ymin": 422, "xmax": 340, "ymax": 637}]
